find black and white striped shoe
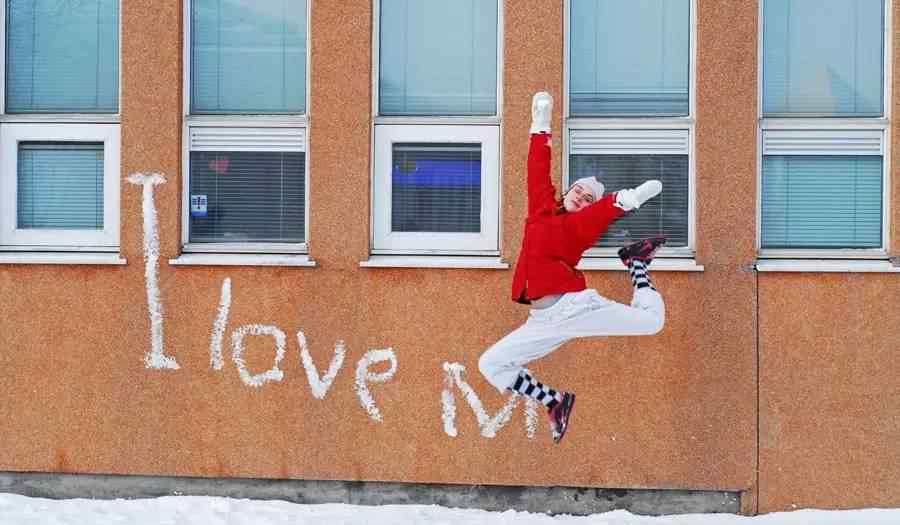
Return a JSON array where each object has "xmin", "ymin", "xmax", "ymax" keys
[{"xmin": 618, "ymin": 236, "xmax": 666, "ymax": 267}]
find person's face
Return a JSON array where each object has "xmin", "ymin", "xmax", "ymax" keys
[{"xmin": 563, "ymin": 183, "xmax": 596, "ymax": 213}]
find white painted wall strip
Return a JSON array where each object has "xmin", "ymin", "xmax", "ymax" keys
[
  {"xmin": 170, "ymin": 254, "xmax": 316, "ymax": 267},
  {"xmin": 0, "ymin": 253, "xmax": 126, "ymax": 265},
  {"xmin": 756, "ymin": 259, "xmax": 900, "ymax": 273}
]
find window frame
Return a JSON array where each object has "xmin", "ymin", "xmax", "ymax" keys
[
  {"xmin": 181, "ymin": 0, "xmax": 311, "ymax": 256},
  {"xmin": 562, "ymin": 0, "xmax": 698, "ymax": 261},
  {"xmin": 0, "ymin": 123, "xmax": 120, "ymax": 249},
  {"xmin": 756, "ymin": 0, "xmax": 892, "ymax": 259},
  {"xmin": 372, "ymin": 124, "xmax": 500, "ymax": 254},
  {"xmin": 0, "ymin": 0, "xmax": 122, "ymax": 254},
  {"xmin": 370, "ymin": 0, "xmax": 504, "ymax": 257}
]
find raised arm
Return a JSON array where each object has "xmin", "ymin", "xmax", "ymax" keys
[
  {"xmin": 526, "ymin": 92, "xmax": 558, "ymax": 216},
  {"xmin": 527, "ymin": 133, "xmax": 558, "ymax": 216}
]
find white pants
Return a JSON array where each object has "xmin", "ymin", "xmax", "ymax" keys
[{"xmin": 478, "ymin": 288, "xmax": 665, "ymax": 393}]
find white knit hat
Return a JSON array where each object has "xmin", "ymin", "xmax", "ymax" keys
[{"xmin": 569, "ymin": 176, "xmax": 605, "ymax": 200}]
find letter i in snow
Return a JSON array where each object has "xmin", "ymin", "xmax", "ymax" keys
[{"xmin": 128, "ymin": 172, "xmax": 179, "ymax": 370}]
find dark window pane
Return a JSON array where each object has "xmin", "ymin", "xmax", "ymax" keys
[
  {"xmin": 189, "ymin": 151, "xmax": 305, "ymax": 243},
  {"xmin": 570, "ymin": 154, "xmax": 689, "ymax": 247},
  {"xmin": 391, "ymin": 143, "xmax": 481, "ymax": 233}
]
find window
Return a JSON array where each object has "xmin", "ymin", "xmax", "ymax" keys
[
  {"xmin": 0, "ymin": 0, "xmax": 120, "ymax": 252},
  {"xmin": 566, "ymin": 0, "xmax": 694, "ymax": 257},
  {"xmin": 759, "ymin": 0, "xmax": 888, "ymax": 256},
  {"xmin": 184, "ymin": 0, "xmax": 308, "ymax": 255},
  {"xmin": 373, "ymin": 0, "xmax": 501, "ymax": 255}
]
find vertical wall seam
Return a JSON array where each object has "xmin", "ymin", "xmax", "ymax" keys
[{"xmin": 755, "ymin": 267, "xmax": 761, "ymax": 515}]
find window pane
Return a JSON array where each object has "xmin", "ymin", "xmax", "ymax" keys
[
  {"xmin": 570, "ymin": 154, "xmax": 688, "ymax": 247},
  {"xmin": 379, "ymin": 0, "xmax": 497, "ymax": 116},
  {"xmin": 189, "ymin": 151, "xmax": 305, "ymax": 243},
  {"xmin": 761, "ymin": 155, "xmax": 882, "ymax": 249},
  {"xmin": 763, "ymin": 0, "xmax": 884, "ymax": 116},
  {"xmin": 191, "ymin": 0, "xmax": 307, "ymax": 114},
  {"xmin": 569, "ymin": 0, "xmax": 689, "ymax": 116},
  {"xmin": 391, "ymin": 143, "xmax": 481, "ymax": 233},
  {"xmin": 18, "ymin": 142, "xmax": 104, "ymax": 229},
  {"xmin": 6, "ymin": 0, "xmax": 119, "ymax": 113}
]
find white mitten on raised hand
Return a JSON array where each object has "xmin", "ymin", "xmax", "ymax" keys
[
  {"xmin": 614, "ymin": 180, "xmax": 662, "ymax": 211},
  {"xmin": 530, "ymin": 91, "xmax": 553, "ymax": 135}
]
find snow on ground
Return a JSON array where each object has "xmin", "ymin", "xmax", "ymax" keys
[{"xmin": 0, "ymin": 494, "xmax": 896, "ymax": 525}]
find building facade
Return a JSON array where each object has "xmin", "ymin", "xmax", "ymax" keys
[{"xmin": 0, "ymin": 0, "xmax": 896, "ymax": 515}]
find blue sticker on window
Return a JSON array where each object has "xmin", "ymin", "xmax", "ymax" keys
[{"xmin": 190, "ymin": 194, "xmax": 208, "ymax": 217}]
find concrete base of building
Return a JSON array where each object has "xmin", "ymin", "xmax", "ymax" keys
[{"xmin": 0, "ymin": 472, "xmax": 741, "ymax": 516}]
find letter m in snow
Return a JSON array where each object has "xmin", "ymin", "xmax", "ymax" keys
[{"xmin": 441, "ymin": 362, "xmax": 539, "ymax": 439}]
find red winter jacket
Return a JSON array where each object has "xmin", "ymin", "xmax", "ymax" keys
[{"xmin": 511, "ymin": 134, "xmax": 625, "ymax": 304}]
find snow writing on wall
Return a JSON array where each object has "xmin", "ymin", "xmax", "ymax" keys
[{"xmin": 129, "ymin": 173, "xmax": 538, "ymax": 439}]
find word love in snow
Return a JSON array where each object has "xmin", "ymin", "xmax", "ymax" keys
[
  {"xmin": 127, "ymin": 173, "xmax": 539, "ymax": 439},
  {"xmin": 126, "ymin": 173, "xmax": 397, "ymax": 423}
]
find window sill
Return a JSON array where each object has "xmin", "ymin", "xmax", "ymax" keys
[
  {"xmin": 360, "ymin": 255, "xmax": 509, "ymax": 269},
  {"xmin": 0, "ymin": 252, "xmax": 126, "ymax": 265},
  {"xmin": 169, "ymin": 254, "xmax": 316, "ymax": 267},
  {"xmin": 576, "ymin": 258, "xmax": 704, "ymax": 272},
  {"xmin": 755, "ymin": 259, "xmax": 900, "ymax": 273}
]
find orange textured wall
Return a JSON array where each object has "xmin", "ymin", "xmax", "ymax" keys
[
  {"xmin": 0, "ymin": 0, "xmax": 753, "ymax": 491},
  {"xmin": 755, "ymin": 0, "xmax": 900, "ymax": 513},
  {"xmin": 758, "ymin": 274, "xmax": 900, "ymax": 512},
  {"xmin": 0, "ymin": 0, "xmax": 757, "ymax": 490},
  {"xmin": 0, "ymin": 0, "xmax": 896, "ymax": 515}
]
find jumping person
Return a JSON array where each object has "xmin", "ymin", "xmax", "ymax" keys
[{"xmin": 478, "ymin": 92, "xmax": 667, "ymax": 444}]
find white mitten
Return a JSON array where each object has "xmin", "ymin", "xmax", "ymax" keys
[
  {"xmin": 530, "ymin": 92, "xmax": 553, "ymax": 135},
  {"xmin": 615, "ymin": 180, "xmax": 662, "ymax": 211}
]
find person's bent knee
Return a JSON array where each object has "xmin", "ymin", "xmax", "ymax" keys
[
  {"xmin": 631, "ymin": 310, "xmax": 665, "ymax": 335},
  {"xmin": 478, "ymin": 350, "xmax": 514, "ymax": 393},
  {"xmin": 477, "ymin": 351, "xmax": 494, "ymax": 380},
  {"xmin": 647, "ymin": 313, "xmax": 665, "ymax": 335},
  {"xmin": 477, "ymin": 350, "xmax": 501, "ymax": 384}
]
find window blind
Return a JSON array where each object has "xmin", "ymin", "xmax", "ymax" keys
[
  {"xmin": 762, "ymin": 0, "xmax": 884, "ymax": 116},
  {"xmin": 379, "ymin": 0, "xmax": 497, "ymax": 116},
  {"xmin": 191, "ymin": 0, "xmax": 307, "ymax": 114},
  {"xmin": 17, "ymin": 142, "xmax": 104, "ymax": 230},
  {"xmin": 189, "ymin": 151, "xmax": 305, "ymax": 243},
  {"xmin": 569, "ymin": 0, "xmax": 690, "ymax": 116},
  {"xmin": 6, "ymin": 0, "xmax": 119, "ymax": 113},
  {"xmin": 569, "ymin": 154, "xmax": 688, "ymax": 247},
  {"xmin": 391, "ymin": 143, "xmax": 481, "ymax": 233},
  {"xmin": 761, "ymin": 155, "xmax": 882, "ymax": 249}
]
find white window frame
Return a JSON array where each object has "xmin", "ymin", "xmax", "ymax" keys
[
  {"xmin": 563, "ymin": 0, "xmax": 698, "ymax": 262},
  {"xmin": 0, "ymin": 123, "xmax": 120, "ymax": 249},
  {"xmin": 370, "ymin": 0, "xmax": 503, "ymax": 257},
  {"xmin": 756, "ymin": 0, "xmax": 892, "ymax": 260},
  {"xmin": 0, "ymin": 1, "xmax": 122, "ymax": 255},
  {"xmin": 181, "ymin": 0, "xmax": 311, "ymax": 256},
  {"xmin": 373, "ymin": 125, "xmax": 499, "ymax": 253}
]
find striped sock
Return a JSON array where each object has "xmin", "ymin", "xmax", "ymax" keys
[
  {"xmin": 509, "ymin": 370, "xmax": 563, "ymax": 409},
  {"xmin": 629, "ymin": 259, "xmax": 655, "ymax": 291}
]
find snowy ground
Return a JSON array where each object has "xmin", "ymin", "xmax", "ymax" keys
[{"xmin": 0, "ymin": 494, "xmax": 896, "ymax": 525}]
